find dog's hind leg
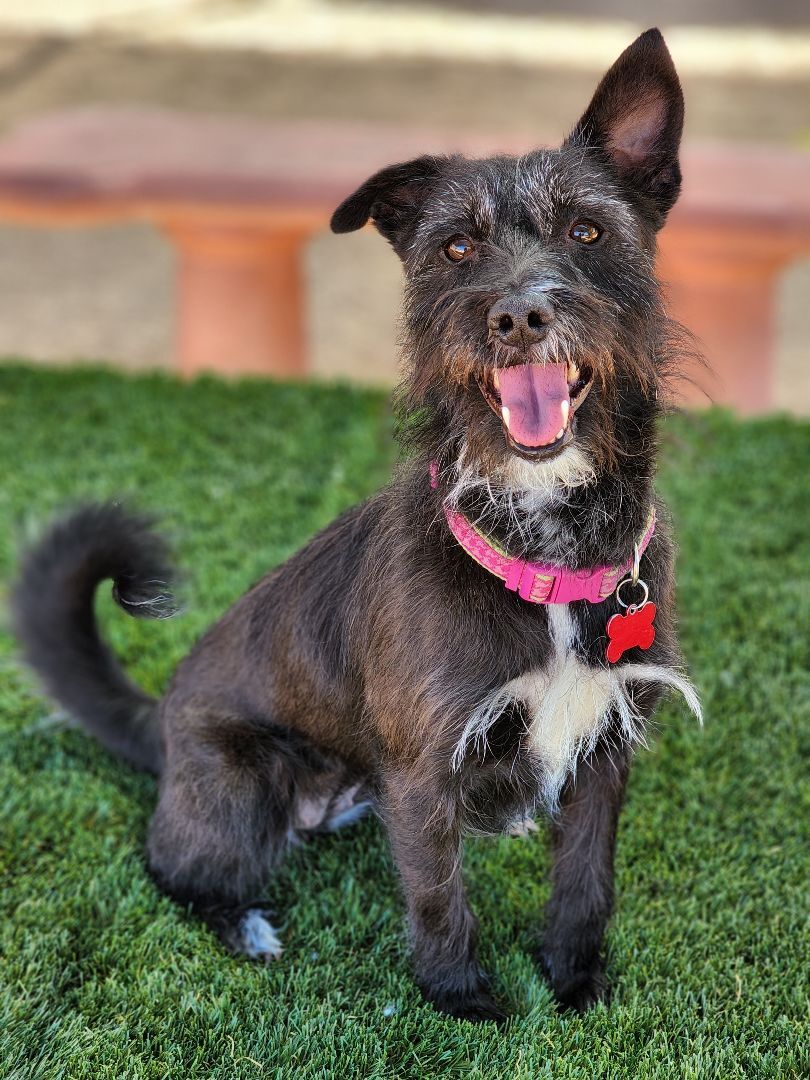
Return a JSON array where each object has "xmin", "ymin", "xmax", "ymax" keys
[
  {"xmin": 324, "ymin": 782, "xmax": 373, "ymax": 831},
  {"xmin": 145, "ymin": 710, "xmax": 319, "ymax": 961}
]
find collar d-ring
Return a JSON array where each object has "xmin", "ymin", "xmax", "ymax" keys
[{"xmin": 631, "ymin": 542, "xmax": 642, "ymax": 585}]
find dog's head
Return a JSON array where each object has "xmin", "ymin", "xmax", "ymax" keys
[{"xmin": 331, "ymin": 29, "xmax": 684, "ymax": 479}]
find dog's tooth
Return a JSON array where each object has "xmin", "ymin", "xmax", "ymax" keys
[
  {"xmin": 501, "ymin": 405, "xmax": 510, "ymax": 427},
  {"xmin": 567, "ymin": 362, "xmax": 579, "ymax": 384},
  {"xmin": 556, "ymin": 428, "xmax": 565, "ymax": 441},
  {"xmin": 561, "ymin": 400, "xmax": 570, "ymax": 427}
]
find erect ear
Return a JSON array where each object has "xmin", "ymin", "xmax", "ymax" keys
[
  {"xmin": 566, "ymin": 28, "xmax": 684, "ymax": 225},
  {"xmin": 330, "ymin": 155, "xmax": 445, "ymax": 254}
]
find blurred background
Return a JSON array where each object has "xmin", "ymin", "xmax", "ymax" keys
[{"xmin": 0, "ymin": 0, "xmax": 807, "ymax": 410}]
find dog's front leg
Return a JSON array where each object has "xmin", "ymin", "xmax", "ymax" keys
[
  {"xmin": 539, "ymin": 740, "xmax": 631, "ymax": 1012},
  {"xmin": 381, "ymin": 766, "xmax": 506, "ymax": 1023}
]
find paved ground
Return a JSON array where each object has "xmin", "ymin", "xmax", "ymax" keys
[{"xmin": 0, "ymin": 4, "xmax": 806, "ymax": 409}]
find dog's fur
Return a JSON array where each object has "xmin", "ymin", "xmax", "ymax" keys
[{"xmin": 12, "ymin": 30, "xmax": 700, "ymax": 1022}]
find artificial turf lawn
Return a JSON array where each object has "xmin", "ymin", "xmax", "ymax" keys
[{"xmin": 0, "ymin": 364, "xmax": 807, "ymax": 1080}]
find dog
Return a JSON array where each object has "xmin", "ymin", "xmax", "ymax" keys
[{"xmin": 13, "ymin": 28, "xmax": 700, "ymax": 1023}]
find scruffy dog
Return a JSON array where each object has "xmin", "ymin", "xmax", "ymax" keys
[{"xmin": 14, "ymin": 29, "xmax": 700, "ymax": 1022}]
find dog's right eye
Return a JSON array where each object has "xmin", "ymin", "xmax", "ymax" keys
[
  {"xmin": 443, "ymin": 236, "xmax": 474, "ymax": 262},
  {"xmin": 569, "ymin": 222, "xmax": 603, "ymax": 245}
]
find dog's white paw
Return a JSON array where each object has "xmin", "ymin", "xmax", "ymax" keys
[
  {"xmin": 507, "ymin": 816, "xmax": 539, "ymax": 838},
  {"xmin": 239, "ymin": 910, "xmax": 284, "ymax": 961}
]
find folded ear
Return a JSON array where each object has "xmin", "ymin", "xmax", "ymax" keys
[
  {"xmin": 330, "ymin": 155, "xmax": 445, "ymax": 254},
  {"xmin": 567, "ymin": 28, "xmax": 684, "ymax": 225}
]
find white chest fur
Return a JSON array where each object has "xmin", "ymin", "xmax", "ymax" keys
[
  {"xmin": 454, "ymin": 604, "xmax": 701, "ymax": 810},
  {"xmin": 516, "ymin": 606, "xmax": 613, "ymax": 778}
]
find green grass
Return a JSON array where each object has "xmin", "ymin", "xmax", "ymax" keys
[{"xmin": 0, "ymin": 363, "xmax": 807, "ymax": 1080}]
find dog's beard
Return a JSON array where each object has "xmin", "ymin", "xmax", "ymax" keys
[
  {"xmin": 443, "ymin": 439, "xmax": 597, "ymax": 559},
  {"xmin": 423, "ymin": 303, "xmax": 626, "ymax": 470},
  {"xmin": 401, "ymin": 278, "xmax": 675, "ymax": 495}
]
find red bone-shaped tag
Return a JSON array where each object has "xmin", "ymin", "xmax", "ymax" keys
[{"xmin": 606, "ymin": 603, "xmax": 657, "ymax": 664}]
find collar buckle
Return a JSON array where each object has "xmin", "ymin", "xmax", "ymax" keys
[{"xmin": 546, "ymin": 566, "xmax": 607, "ymax": 604}]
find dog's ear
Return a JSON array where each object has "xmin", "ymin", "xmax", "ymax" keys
[
  {"xmin": 330, "ymin": 156, "xmax": 444, "ymax": 254},
  {"xmin": 567, "ymin": 28, "xmax": 684, "ymax": 224}
]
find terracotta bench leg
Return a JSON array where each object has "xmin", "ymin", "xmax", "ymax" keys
[
  {"xmin": 161, "ymin": 223, "xmax": 313, "ymax": 379},
  {"xmin": 658, "ymin": 228, "xmax": 797, "ymax": 414}
]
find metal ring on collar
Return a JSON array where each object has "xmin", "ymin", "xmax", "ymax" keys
[{"xmin": 616, "ymin": 575, "xmax": 649, "ymax": 609}]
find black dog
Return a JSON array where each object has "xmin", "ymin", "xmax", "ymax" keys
[{"xmin": 13, "ymin": 29, "xmax": 700, "ymax": 1022}]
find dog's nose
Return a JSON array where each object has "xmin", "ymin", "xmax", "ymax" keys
[{"xmin": 487, "ymin": 292, "xmax": 555, "ymax": 348}]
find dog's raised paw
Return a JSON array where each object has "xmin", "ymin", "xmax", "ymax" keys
[{"xmin": 238, "ymin": 909, "xmax": 284, "ymax": 962}]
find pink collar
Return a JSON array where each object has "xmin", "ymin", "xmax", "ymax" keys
[{"xmin": 431, "ymin": 464, "xmax": 656, "ymax": 605}]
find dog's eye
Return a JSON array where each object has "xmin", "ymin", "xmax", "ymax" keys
[
  {"xmin": 569, "ymin": 222, "xmax": 603, "ymax": 245},
  {"xmin": 443, "ymin": 236, "xmax": 474, "ymax": 262}
]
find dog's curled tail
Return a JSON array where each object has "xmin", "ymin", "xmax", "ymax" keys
[{"xmin": 11, "ymin": 503, "xmax": 177, "ymax": 775}]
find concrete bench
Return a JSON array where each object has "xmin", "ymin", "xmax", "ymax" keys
[{"xmin": 0, "ymin": 107, "xmax": 807, "ymax": 412}]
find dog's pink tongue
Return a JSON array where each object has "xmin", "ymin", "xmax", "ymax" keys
[{"xmin": 496, "ymin": 363, "xmax": 569, "ymax": 447}]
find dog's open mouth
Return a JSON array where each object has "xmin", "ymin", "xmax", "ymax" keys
[{"xmin": 479, "ymin": 362, "xmax": 594, "ymax": 460}]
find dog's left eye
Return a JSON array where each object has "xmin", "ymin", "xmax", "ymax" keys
[
  {"xmin": 443, "ymin": 236, "xmax": 474, "ymax": 262},
  {"xmin": 569, "ymin": 222, "xmax": 603, "ymax": 245}
]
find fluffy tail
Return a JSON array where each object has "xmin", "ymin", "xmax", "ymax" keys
[{"xmin": 11, "ymin": 503, "xmax": 177, "ymax": 775}]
